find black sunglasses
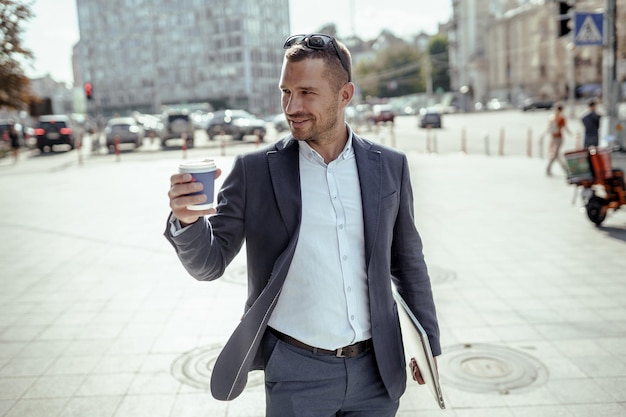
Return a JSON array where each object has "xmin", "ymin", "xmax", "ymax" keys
[{"xmin": 283, "ymin": 33, "xmax": 351, "ymax": 82}]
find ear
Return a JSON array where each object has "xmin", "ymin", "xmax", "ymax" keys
[{"xmin": 340, "ymin": 82, "xmax": 355, "ymax": 107}]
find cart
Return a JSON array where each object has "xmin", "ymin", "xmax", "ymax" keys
[{"xmin": 565, "ymin": 147, "xmax": 626, "ymax": 226}]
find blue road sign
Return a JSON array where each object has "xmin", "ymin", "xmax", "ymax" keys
[{"xmin": 574, "ymin": 12, "xmax": 604, "ymax": 46}]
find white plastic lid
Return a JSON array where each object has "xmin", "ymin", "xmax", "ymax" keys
[{"xmin": 179, "ymin": 159, "xmax": 217, "ymax": 173}]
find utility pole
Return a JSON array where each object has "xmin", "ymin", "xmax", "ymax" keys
[{"xmin": 603, "ymin": 0, "xmax": 619, "ymax": 147}]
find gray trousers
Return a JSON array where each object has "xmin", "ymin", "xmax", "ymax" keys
[{"xmin": 262, "ymin": 331, "xmax": 400, "ymax": 417}]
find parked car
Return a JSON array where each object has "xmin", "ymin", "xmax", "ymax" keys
[
  {"xmin": 161, "ymin": 111, "xmax": 195, "ymax": 148},
  {"xmin": 34, "ymin": 115, "xmax": 75, "ymax": 152},
  {"xmin": 105, "ymin": 117, "xmax": 144, "ymax": 152},
  {"xmin": 207, "ymin": 109, "xmax": 266, "ymax": 141},
  {"xmin": 520, "ymin": 97, "xmax": 554, "ymax": 111},
  {"xmin": 272, "ymin": 113, "xmax": 289, "ymax": 133},
  {"xmin": 371, "ymin": 104, "xmax": 395, "ymax": 124},
  {"xmin": 419, "ymin": 109, "xmax": 443, "ymax": 128}
]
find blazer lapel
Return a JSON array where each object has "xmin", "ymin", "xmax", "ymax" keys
[
  {"xmin": 353, "ymin": 135, "xmax": 382, "ymax": 269},
  {"xmin": 268, "ymin": 137, "xmax": 301, "ymax": 236}
]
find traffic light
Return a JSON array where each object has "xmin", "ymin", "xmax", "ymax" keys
[
  {"xmin": 558, "ymin": 1, "xmax": 573, "ymax": 37},
  {"xmin": 84, "ymin": 82, "xmax": 93, "ymax": 100}
]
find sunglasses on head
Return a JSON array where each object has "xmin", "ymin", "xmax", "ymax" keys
[{"xmin": 283, "ymin": 33, "xmax": 351, "ymax": 82}]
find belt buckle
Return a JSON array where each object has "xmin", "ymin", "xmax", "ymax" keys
[{"xmin": 335, "ymin": 347, "xmax": 345, "ymax": 358}]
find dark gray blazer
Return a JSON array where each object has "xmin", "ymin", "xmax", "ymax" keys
[{"xmin": 164, "ymin": 134, "xmax": 440, "ymax": 402}]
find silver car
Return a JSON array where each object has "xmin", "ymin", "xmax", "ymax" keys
[{"xmin": 105, "ymin": 117, "xmax": 144, "ymax": 152}]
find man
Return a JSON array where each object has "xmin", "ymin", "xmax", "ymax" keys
[
  {"xmin": 582, "ymin": 99, "xmax": 601, "ymax": 148},
  {"xmin": 165, "ymin": 33, "xmax": 440, "ymax": 416}
]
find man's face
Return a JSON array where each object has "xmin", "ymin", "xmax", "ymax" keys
[{"xmin": 278, "ymin": 58, "xmax": 344, "ymax": 143}]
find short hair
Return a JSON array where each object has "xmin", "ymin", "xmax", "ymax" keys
[
  {"xmin": 587, "ymin": 99, "xmax": 597, "ymax": 107},
  {"xmin": 284, "ymin": 38, "xmax": 352, "ymax": 91}
]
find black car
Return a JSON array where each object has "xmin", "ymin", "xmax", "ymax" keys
[
  {"xmin": 521, "ymin": 97, "xmax": 555, "ymax": 111},
  {"xmin": 419, "ymin": 110, "xmax": 443, "ymax": 128},
  {"xmin": 207, "ymin": 109, "xmax": 266, "ymax": 141},
  {"xmin": 34, "ymin": 115, "xmax": 75, "ymax": 152},
  {"xmin": 161, "ymin": 111, "xmax": 195, "ymax": 148}
]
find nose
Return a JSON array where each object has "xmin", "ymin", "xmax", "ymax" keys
[{"xmin": 283, "ymin": 93, "xmax": 301, "ymax": 116}]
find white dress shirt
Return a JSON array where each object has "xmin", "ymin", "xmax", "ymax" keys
[{"xmin": 267, "ymin": 132, "xmax": 371, "ymax": 350}]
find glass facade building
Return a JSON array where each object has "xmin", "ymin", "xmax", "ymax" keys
[{"xmin": 75, "ymin": 0, "xmax": 289, "ymax": 116}]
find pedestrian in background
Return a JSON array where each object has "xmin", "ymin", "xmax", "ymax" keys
[
  {"xmin": 165, "ymin": 33, "xmax": 440, "ymax": 416},
  {"xmin": 581, "ymin": 99, "xmax": 601, "ymax": 148},
  {"xmin": 8, "ymin": 121, "xmax": 20, "ymax": 162},
  {"xmin": 545, "ymin": 103, "xmax": 571, "ymax": 176}
]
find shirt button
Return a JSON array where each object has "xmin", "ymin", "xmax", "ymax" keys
[
  {"xmin": 342, "ymin": 255, "xmax": 348, "ymax": 261},
  {"xmin": 338, "ymin": 224, "xmax": 344, "ymax": 229},
  {"xmin": 347, "ymin": 286, "xmax": 352, "ymax": 292},
  {"xmin": 350, "ymin": 315, "xmax": 355, "ymax": 321}
]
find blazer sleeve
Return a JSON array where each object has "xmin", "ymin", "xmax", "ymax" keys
[
  {"xmin": 163, "ymin": 155, "xmax": 247, "ymax": 281},
  {"xmin": 390, "ymin": 154, "xmax": 441, "ymax": 356}
]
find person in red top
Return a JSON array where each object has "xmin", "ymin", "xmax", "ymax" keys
[{"xmin": 545, "ymin": 103, "xmax": 571, "ymax": 176}]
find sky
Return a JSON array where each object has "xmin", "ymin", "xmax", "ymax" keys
[{"xmin": 21, "ymin": 0, "xmax": 452, "ymax": 86}]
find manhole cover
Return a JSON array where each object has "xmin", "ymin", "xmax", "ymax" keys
[
  {"xmin": 429, "ymin": 266, "xmax": 457, "ymax": 284},
  {"xmin": 171, "ymin": 345, "xmax": 264, "ymax": 390},
  {"xmin": 439, "ymin": 343, "xmax": 548, "ymax": 394}
]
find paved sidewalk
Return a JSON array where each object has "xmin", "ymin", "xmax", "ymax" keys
[{"xmin": 0, "ymin": 149, "xmax": 625, "ymax": 417}]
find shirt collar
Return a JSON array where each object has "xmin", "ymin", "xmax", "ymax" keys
[{"xmin": 298, "ymin": 125, "xmax": 354, "ymax": 165}]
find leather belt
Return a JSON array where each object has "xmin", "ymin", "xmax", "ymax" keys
[{"xmin": 269, "ymin": 328, "xmax": 372, "ymax": 358}]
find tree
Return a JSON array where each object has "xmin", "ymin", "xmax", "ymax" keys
[
  {"xmin": 354, "ymin": 44, "xmax": 424, "ymax": 99},
  {"xmin": 0, "ymin": 0, "xmax": 33, "ymax": 110},
  {"xmin": 428, "ymin": 35, "xmax": 450, "ymax": 93}
]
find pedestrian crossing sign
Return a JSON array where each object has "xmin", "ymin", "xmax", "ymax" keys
[{"xmin": 574, "ymin": 12, "xmax": 604, "ymax": 46}]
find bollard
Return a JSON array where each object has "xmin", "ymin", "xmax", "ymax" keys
[
  {"xmin": 498, "ymin": 128, "xmax": 504, "ymax": 156},
  {"xmin": 220, "ymin": 139, "xmax": 226, "ymax": 156},
  {"xmin": 432, "ymin": 132, "xmax": 438, "ymax": 154},
  {"xmin": 426, "ymin": 125, "xmax": 431, "ymax": 153},
  {"xmin": 484, "ymin": 134, "xmax": 490, "ymax": 156},
  {"xmin": 114, "ymin": 135, "xmax": 121, "ymax": 162},
  {"xmin": 527, "ymin": 128, "xmax": 533, "ymax": 158},
  {"xmin": 255, "ymin": 129, "xmax": 261, "ymax": 147},
  {"xmin": 461, "ymin": 127, "xmax": 467, "ymax": 154},
  {"xmin": 575, "ymin": 130, "xmax": 582, "ymax": 149},
  {"xmin": 181, "ymin": 133, "xmax": 188, "ymax": 159}
]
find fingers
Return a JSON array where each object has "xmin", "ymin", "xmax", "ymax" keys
[
  {"xmin": 410, "ymin": 358, "xmax": 426, "ymax": 385},
  {"xmin": 168, "ymin": 173, "xmax": 213, "ymax": 224}
]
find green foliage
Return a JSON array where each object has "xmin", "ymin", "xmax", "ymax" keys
[
  {"xmin": 0, "ymin": 0, "xmax": 34, "ymax": 110},
  {"xmin": 354, "ymin": 44, "xmax": 424, "ymax": 99},
  {"xmin": 429, "ymin": 35, "xmax": 450, "ymax": 92}
]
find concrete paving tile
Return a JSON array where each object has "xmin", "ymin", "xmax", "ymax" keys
[
  {"xmin": 92, "ymin": 354, "xmax": 147, "ymax": 374},
  {"xmin": 75, "ymin": 374, "xmax": 134, "ymax": 397},
  {"xmin": 105, "ymin": 338, "xmax": 156, "ymax": 356},
  {"xmin": 546, "ymin": 378, "xmax": 614, "ymax": 404},
  {"xmin": 0, "ymin": 377, "xmax": 35, "ymax": 400},
  {"xmin": 58, "ymin": 396, "xmax": 122, "ymax": 417},
  {"xmin": 0, "ymin": 326, "xmax": 46, "ymax": 342},
  {"xmin": 595, "ymin": 377, "xmax": 626, "ymax": 402},
  {"xmin": 0, "ymin": 400, "xmax": 16, "ymax": 416},
  {"xmin": 112, "ymin": 394, "xmax": 176, "ymax": 417},
  {"xmin": 127, "ymin": 372, "xmax": 181, "ymax": 395},
  {"xmin": 22, "ymin": 375, "xmax": 85, "ymax": 399},
  {"xmin": 44, "ymin": 356, "xmax": 100, "ymax": 376},
  {"xmin": 0, "ymin": 357, "xmax": 55, "ymax": 378},
  {"xmin": 510, "ymin": 405, "xmax": 574, "ymax": 416},
  {"xmin": 566, "ymin": 402, "xmax": 626, "ymax": 417},
  {"xmin": 452, "ymin": 407, "xmax": 515, "ymax": 417},
  {"xmin": 167, "ymin": 393, "xmax": 229, "ymax": 417},
  {"xmin": 60, "ymin": 339, "xmax": 112, "ymax": 357},
  {"xmin": 540, "ymin": 357, "xmax": 587, "ymax": 379},
  {"xmin": 570, "ymin": 355, "xmax": 626, "ymax": 378},
  {"xmin": 3, "ymin": 398, "xmax": 67, "ymax": 417}
]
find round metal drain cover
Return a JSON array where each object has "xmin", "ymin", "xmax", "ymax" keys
[
  {"xmin": 439, "ymin": 344, "xmax": 548, "ymax": 394},
  {"xmin": 171, "ymin": 345, "xmax": 264, "ymax": 390}
]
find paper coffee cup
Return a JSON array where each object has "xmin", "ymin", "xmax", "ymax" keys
[{"xmin": 179, "ymin": 159, "xmax": 217, "ymax": 210}]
